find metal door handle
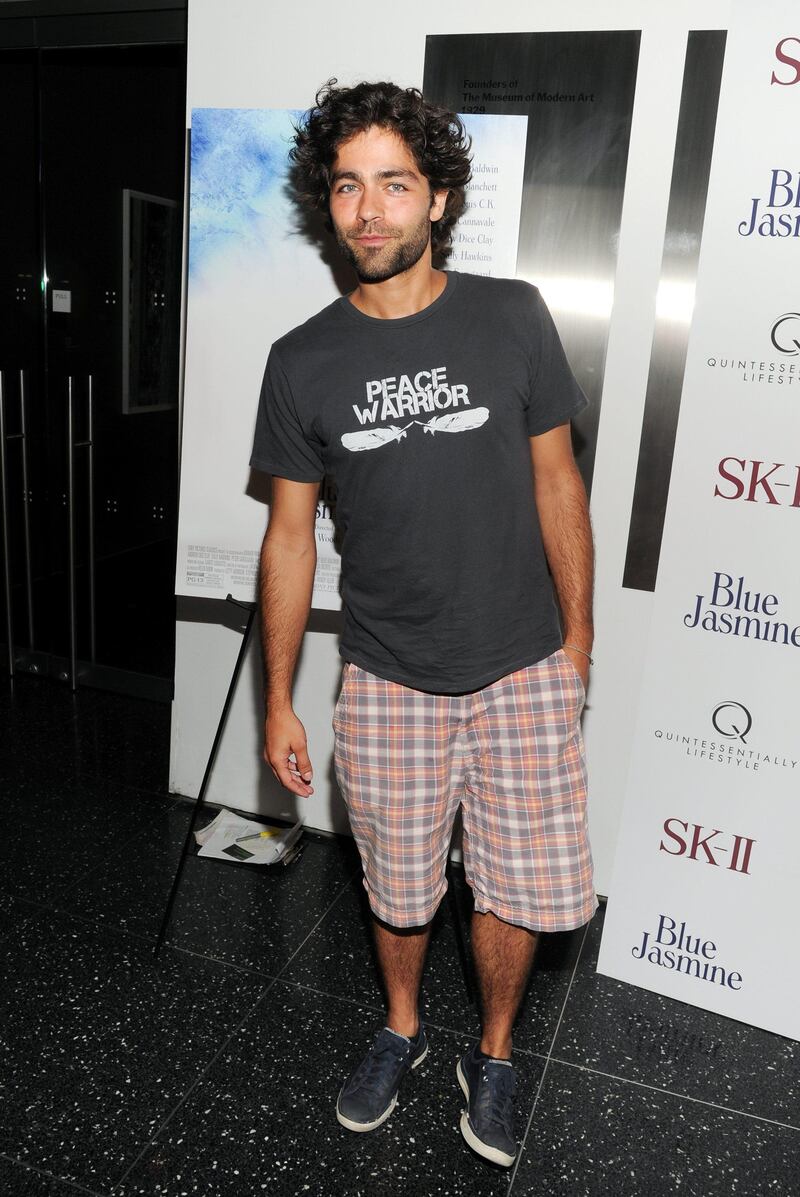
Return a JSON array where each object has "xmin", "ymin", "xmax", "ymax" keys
[
  {"xmin": 19, "ymin": 370, "xmax": 35, "ymax": 649},
  {"xmin": 0, "ymin": 372, "xmax": 14, "ymax": 676},
  {"xmin": 66, "ymin": 375, "xmax": 96, "ymax": 691}
]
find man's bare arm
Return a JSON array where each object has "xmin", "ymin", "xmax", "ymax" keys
[
  {"xmin": 530, "ymin": 423, "xmax": 594, "ymax": 687},
  {"xmin": 260, "ymin": 476, "xmax": 319, "ymax": 797}
]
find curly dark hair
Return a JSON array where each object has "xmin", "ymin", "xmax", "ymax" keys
[{"xmin": 289, "ymin": 79, "xmax": 472, "ymax": 262}]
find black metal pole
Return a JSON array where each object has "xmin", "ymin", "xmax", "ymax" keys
[{"xmin": 153, "ymin": 595, "xmax": 257, "ymax": 957}]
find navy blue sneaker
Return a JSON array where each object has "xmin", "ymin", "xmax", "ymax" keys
[
  {"xmin": 457, "ymin": 1044, "xmax": 517, "ymax": 1167},
  {"xmin": 336, "ymin": 1024, "xmax": 428, "ymax": 1132}
]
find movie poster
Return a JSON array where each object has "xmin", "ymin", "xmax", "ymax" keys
[{"xmin": 176, "ymin": 108, "xmax": 528, "ymax": 607}]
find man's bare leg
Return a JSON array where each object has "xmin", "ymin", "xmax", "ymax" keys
[
  {"xmin": 372, "ymin": 918, "xmax": 432, "ymax": 1038},
  {"xmin": 471, "ymin": 910, "xmax": 538, "ymax": 1058}
]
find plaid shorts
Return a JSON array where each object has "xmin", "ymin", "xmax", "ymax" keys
[{"xmin": 332, "ymin": 650, "xmax": 597, "ymax": 932}]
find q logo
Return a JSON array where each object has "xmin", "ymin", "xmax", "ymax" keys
[
  {"xmin": 770, "ymin": 312, "xmax": 800, "ymax": 355},
  {"xmin": 712, "ymin": 701, "xmax": 752, "ymax": 744}
]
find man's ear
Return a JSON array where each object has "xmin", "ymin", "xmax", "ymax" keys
[{"xmin": 430, "ymin": 188, "xmax": 449, "ymax": 222}]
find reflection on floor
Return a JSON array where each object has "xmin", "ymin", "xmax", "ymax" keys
[{"xmin": 1, "ymin": 674, "xmax": 797, "ymax": 1196}]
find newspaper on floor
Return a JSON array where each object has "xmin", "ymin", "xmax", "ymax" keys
[{"xmin": 195, "ymin": 809, "xmax": 303, "ymax": 865}]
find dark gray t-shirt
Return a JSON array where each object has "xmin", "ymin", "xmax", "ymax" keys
[{"xmin": 250, "ymin": 271, "xmax": 587, "ymax": 693}]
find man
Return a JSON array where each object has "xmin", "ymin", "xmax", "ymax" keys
[{"xmin": 249, "ymin": 79, "xmax": 596, "ymax": 1169}]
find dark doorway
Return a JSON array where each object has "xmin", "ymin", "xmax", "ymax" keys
[{"xmin": 1, "ymin": 26, "xmax": 186, "ymax": 701}]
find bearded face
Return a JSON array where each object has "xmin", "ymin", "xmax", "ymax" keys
[{"xmin": 328, "ymin": 127, "xmax": 447, "ymax": 284}]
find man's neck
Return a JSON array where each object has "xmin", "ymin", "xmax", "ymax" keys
[{"xmin": 349, "ymin": 262, "xmax": 447, "ymax": 320}]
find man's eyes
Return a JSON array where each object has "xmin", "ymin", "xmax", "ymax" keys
[{"xmin": 334, "ymin": 182, "xmax": 408, "ymax": 194}]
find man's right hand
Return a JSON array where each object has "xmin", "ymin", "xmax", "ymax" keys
[{"xmin": 264, "ymin": 709, "xmax": 314, "ymax": 797}]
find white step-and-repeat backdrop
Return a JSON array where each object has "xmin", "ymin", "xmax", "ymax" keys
[
  {"xmin": 597, "ymin": 3, "xmax": 800, "ymax": 1040},
  {"xmin": 175, "ymin": 0, "xmax": 798, "ymax": 1038}
]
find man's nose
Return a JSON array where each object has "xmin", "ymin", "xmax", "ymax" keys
[{"xmin": 357, "ymin": 185, "xmax": 383, "ymax": 224}]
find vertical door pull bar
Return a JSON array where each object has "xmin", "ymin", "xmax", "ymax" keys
[
  {"xmin": 66, "ymin": 375, "xmax": 97, "ymax": 689},
  {"xmin": 67, "ymin": 377, "xmax": 78, "ymax": 691},
  {"xmin": 19, "ymin": 370, "xmax": 35, "ymax": 649},
  {"xmin": 86, "ymin": 376, "xmax": 96, "ymax": 664},
  {"xmin": 0, "ymin": 372, "xmax": 15, "ymax": 676}
]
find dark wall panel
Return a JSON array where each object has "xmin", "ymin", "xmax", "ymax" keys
[
  {"xmin": 622, "ymin": 31, "xmax": 727, "ymax": 592},
  {"xmin": 424, "ymin": 31, "xmax": 641, "ymax": 494}
]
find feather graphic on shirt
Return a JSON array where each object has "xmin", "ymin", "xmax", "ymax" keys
[
  {"xmin": 341, "ymin": 424, "xmax": 412, "ymax": 452},
  {"xmin": 421, "ymin": 407, "xmax": 490, "ymax": 435}
]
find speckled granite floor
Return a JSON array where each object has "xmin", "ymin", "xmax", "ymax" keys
[{"xmin": 1, "ymin": 674, "xmax": 798, "ymax": 1196}]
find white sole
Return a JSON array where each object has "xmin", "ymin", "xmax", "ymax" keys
[
  {"xmin": 336, "ymin": 1041, "xmax": 428, "ymax": 1133},
  {"xmin": 456, "ymin": 1059, "xmax": 516, "ymax": 1168},
  {"xmin": 336, "ymin": 1093, "xmax": 397, "ymax": 1132}
]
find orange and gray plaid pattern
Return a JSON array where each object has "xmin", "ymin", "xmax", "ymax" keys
[{"xmin": 332, "ymin": 650, "xmax": 597, "ymax": 933}]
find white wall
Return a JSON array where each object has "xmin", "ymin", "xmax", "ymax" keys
[{"xmin": 172, "ymin": 0, "xmax": 731, "ymax": 892}]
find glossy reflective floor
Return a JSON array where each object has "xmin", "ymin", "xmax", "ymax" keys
[{"xmin": 1, "ymin": 675, "xmax": 798, "ymax": 1195}]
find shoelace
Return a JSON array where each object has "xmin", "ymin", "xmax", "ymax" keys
[
  {"xmin": 352, "ymin": 1036, "xmax": 409, "ymax": 1096},
  {"xmin": 478, "ymin": 1064, "xmax": 516, "ymax": 1133}
]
